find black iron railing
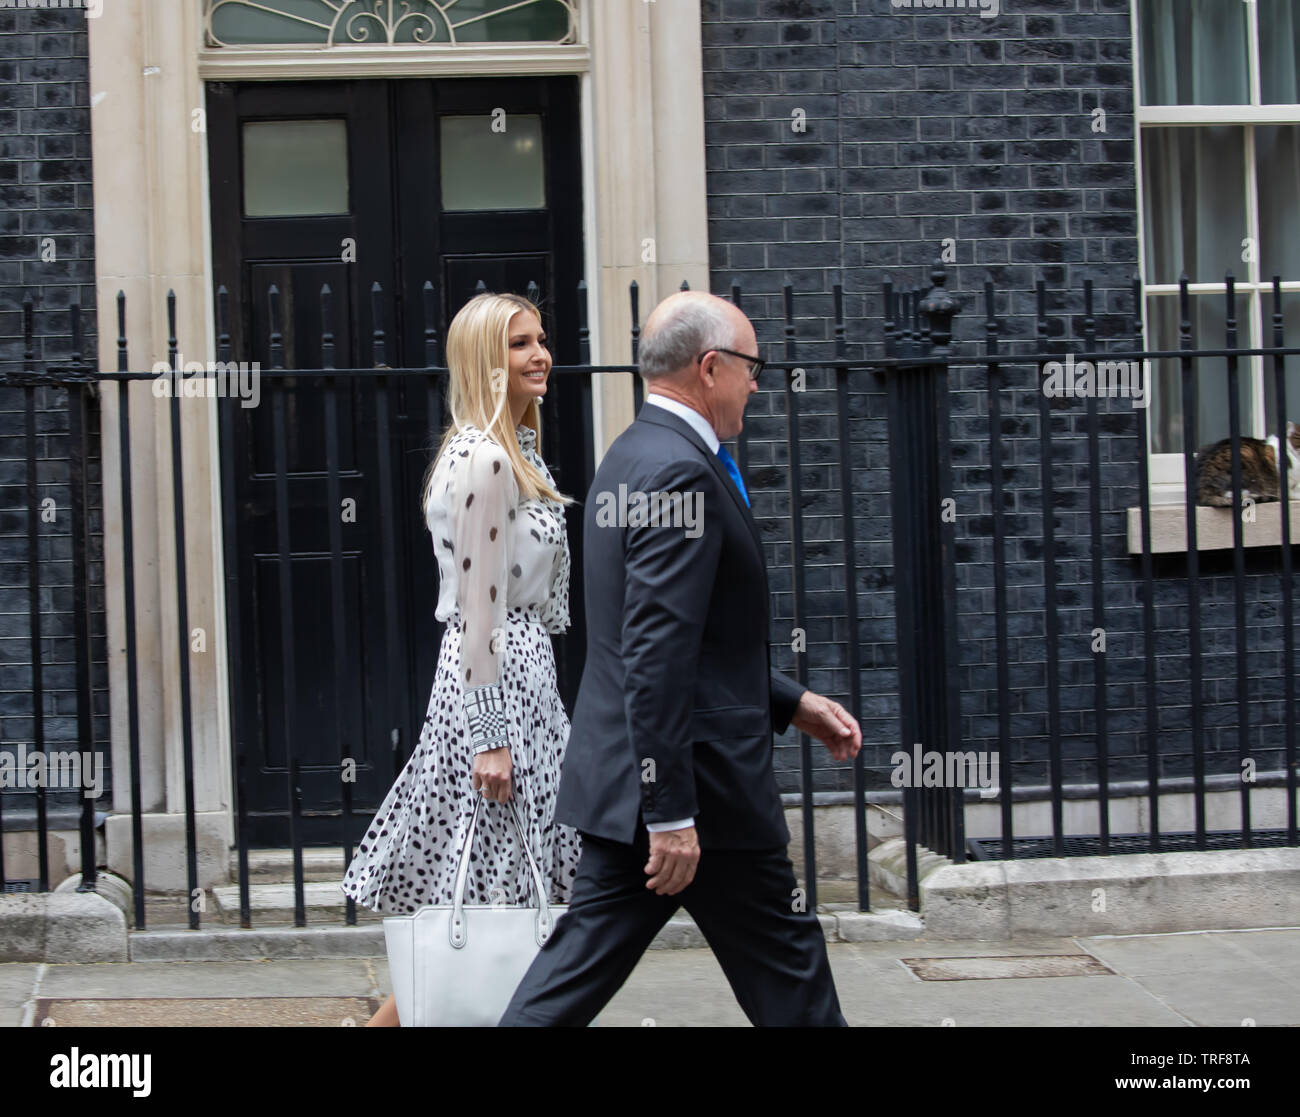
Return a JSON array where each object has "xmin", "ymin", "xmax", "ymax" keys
[
  {"xmin": 882, "ymin": 267, "xmax": 1300, "ymax": 906},
  {"xmin": 0, "ymin": 277, "xmax": 877, "ymax": 928},
  {"xmin": 3, "ymin": 266, "xmax": 1299, "ymax": 934}
]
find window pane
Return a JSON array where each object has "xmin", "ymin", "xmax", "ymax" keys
[
  {"xmin": 243, "ymin": 119, "xmax": 349, "ymax": 218},
  {"xmin": 440, "ymin": 115, "xmax": 545, "ymax": 211},
  {"xmin": 446, "ymin": 0, "xmax": 573, "ymax": 43},
  {"xmin": 1259, "ymin": 0, "xmax": 1300, "ymax": 105},
  {"xmin": 1137, "ymin": 0, "xmax": 1249, "ymax": 106},
  {"xmin": 209, "ymin": 0, "xmax": 336, "ymax": 45},
  {"xmin": 1256, "ymin": 126, "xmax": 1300, "ymax": 283},
  {"xmin": 1149, "ymin": 294, "xmax": 1253, "ymax": 455},
  {"xmin": 1141, "ymin": 127, "xmax": 1246, "ymax": 285},
  {"xmin": 1262, "ymin": 295, "xmax": 1300, "ymax": 445}
]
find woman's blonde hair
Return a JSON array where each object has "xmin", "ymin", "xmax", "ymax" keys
[{"xmin": 420, "ymin": 291, "xmax": 570, "ymax": 522}]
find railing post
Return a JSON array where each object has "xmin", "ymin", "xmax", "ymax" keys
[
  {"xmin": 117, "ymin": 291, "xmax": 147, "ymax": 927},
  {"xmin": 165, "ymin": 290, "xmax": 201, "ymax": 925},
  {"xmin": 832, "ymin": 282, "xmax": 869, "ymax": 912},
  {"xmin": 884, "ymin": 264, "xmax": 962, "ymax": 909}
]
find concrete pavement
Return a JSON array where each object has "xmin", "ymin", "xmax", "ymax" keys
[{"xmin": 3, "ymin": 926, "xmax": 1298, "ymax": 1027}]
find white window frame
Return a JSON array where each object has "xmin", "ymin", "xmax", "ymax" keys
[
  {"xmin": 198, "ymin": 0, "xmax": 589, "ymax": 79},
  {"xmin": 202, "ymin": 0, "xmax": 580, "ymax": 51},
  {"xmin": 1132, "ymin": 0, "xmax": 1300, "ymax": 502}
]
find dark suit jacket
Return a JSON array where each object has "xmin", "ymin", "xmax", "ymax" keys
[{"xmin": 554, "ymin": 403, "xmax": 806, "ymax": 849}]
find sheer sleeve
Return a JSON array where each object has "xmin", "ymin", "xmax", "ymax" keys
[
  {"xmin": 453, "ymin": 436, "xmax": 517, "ymax": 754},
  {"xmin": 533, "ymin": 458, "xmax": 570, "ymax": 633}
]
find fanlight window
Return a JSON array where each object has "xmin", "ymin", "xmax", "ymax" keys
[{"xmin": 205, "ymin": 0, "xmax": 578, "ymax": 47}]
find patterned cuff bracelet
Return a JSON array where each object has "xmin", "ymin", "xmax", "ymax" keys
[{"xmin": 464, "ymin": 683, "xmax": 509, "ymax": 754}]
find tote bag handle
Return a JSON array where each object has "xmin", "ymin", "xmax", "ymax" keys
[{"xmin": 449, "ymin": 796, "xmax": 556, "ymax": 948}]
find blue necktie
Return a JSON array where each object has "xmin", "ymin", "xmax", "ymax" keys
[{"xmin": 716, "ymin": 445, "xmax": 750, "ymax": 507}]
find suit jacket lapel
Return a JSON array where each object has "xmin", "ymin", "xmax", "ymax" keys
[{"xmin": 635, "ymin": 405, "xmax": 765, "ymax": 562}]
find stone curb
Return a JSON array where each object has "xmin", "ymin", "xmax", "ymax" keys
[
  {"xmin": 920, "ymin": 846, "xmax": 1300, "ymax": 939},
  {"xmin": 125, "ymin": 908, "xmax": 925, "ymax": 961},
  {"xmin": 130, "ymin": 924, "xmax": 388, "ymax": 962}
]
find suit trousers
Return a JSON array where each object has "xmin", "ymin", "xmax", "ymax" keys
[{"xmin": 498, "ymin": 826, "xmax": 847, "ymax": 1027}]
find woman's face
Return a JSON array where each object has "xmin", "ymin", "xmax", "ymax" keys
[{"xmin": 504, "ymin": 309, "xmax": 551, "ymax": 411}]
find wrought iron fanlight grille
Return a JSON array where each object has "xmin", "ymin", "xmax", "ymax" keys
[{"xmin": 205, "ymin": 0, "xmax": 579, "ymax": 47}]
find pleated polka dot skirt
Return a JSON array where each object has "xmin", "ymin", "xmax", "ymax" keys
[{"xmin": 340, "ymin": 609, "xmax": 582, "ymax": 915}]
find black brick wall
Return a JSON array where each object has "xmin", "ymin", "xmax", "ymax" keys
[
  {"xmin": 0, "ymin": 5, "xmax": 106, "ymax": 831},
  {"xmin": 702, "ymin": 0, "xmax": 1292, "ymax": 811},
  {"xmin": 0, "ymin": 5, "xmax": 96, "ymax": 367},
  {"xmin": 0, "ymin": 0, "xmax": 1283, "ymax": 841}
]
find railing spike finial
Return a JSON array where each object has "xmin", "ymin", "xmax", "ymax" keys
[
  {"xmin": 629, "ymin": 280, "xmax": 641, "ymax": 364},
  {"xmin": 370, "ymin": 281, "xmax": 387, "ymax": 367},
  {"xmin": 321, "ymin": 283, "xmax": 336, "ymax": 371},
  {"xmin": 576, "ymin": 278, "xmax": 590, "ymax": 366},
  {"xmin": 268, "ymin": 284, "xmax": 284, "ymax": 370},
  {"xmin": 832, "ymin": 282, "xmax": 845, "ymax": 360},
  {"xmin": 117, "ymin": 290, "xmax": 129, "ymax": 373},
  {"xmin": 68, "ymin": 301, "xmax": 83, "ymax": 367},
  {"xmin": 22, "ymin": 296, "xmax": 35, "ymax": 371},
  {"xmin": 782, "ymin": 282, "xmax": 795, "ymax": 359},
  {"xmin": 167, "ymin": 289, "xmax": 178, "ymax": 371},
  {"xmin": 983, "ymin": 279, "xmax": 998, "ymax": 342},
  {"xmin": 421, "ymin": 280, "xmax": 438, "ymax": 368},
  {"xmin": 215, "ymin": 285, "xmax": 231, "ymax": 364}
]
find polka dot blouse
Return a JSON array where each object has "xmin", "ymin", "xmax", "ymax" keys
[{"xmin": 425, "ymin": 423, "xmax": 571, "ymax": 749}]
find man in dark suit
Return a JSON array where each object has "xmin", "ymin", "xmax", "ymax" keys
[{"xmin": 499, "ymin": 291, "xmax": 862, "ymax": 1027}]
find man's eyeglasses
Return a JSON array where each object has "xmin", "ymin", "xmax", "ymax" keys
[{"xmin": 697, "ymin": 347, "xmax": 765, "ymax": 381}]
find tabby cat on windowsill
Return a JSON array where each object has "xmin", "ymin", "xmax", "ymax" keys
[{"xmin": 1194, "ymin": 421, "xmax": 1300, "ymax": 506}]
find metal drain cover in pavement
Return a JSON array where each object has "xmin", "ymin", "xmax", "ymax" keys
[{"xmin": 902, "ymin": 955, "xmax": 1115, "ymax": 981}]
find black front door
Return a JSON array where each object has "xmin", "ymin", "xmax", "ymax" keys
[{"xmin": 206, "ymin": 77, "xmax": 585, "ymax": 845}]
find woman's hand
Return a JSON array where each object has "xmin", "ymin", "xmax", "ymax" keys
[{"xmin": 472, "ymin": 747, "xmax": 513, "ymax": 803}]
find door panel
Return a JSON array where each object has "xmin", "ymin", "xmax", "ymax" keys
[{"xmin": 247, "ymin": 261, "xmax": 358, "ymax": 474}]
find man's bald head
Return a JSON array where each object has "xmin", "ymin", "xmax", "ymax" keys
[
  {"xmin": 639, "ymin": 291, "xmax": 746, "ymax": 380},
  {"xmin": 636, "ymin": 290, "xmax": 759, "ymax": 442}
]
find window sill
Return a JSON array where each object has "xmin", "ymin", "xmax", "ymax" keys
[{"xmin": 1126, "ymin": 500, "xmax": 1300, "ymax": 554}]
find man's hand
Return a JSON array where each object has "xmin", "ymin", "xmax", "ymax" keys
[
  {"xmin": 472, "ymin": 747, "xmax": 513, "ymax": 803},
  {"xmin": 644, "ymin": 826, "xmax": 700, "ymax": 895},
  {"xmin": 791, "ymin": 691, "xmax": 862, "ymax": 762}
]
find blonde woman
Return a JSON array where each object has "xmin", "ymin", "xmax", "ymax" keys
[{"xmin": 340, "ymin": 292, "xmax": 582, "ymax": 1027}]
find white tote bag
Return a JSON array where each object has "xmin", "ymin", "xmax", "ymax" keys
[{"xmin": 383, "ymin": 796, "xmax": 567, "ymax": 1027}]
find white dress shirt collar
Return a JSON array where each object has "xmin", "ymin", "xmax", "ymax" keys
[{"xmin": 644, "ymin": 392, "xmax": 720, "ymax": 454}]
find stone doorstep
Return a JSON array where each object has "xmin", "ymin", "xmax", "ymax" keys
[
  {"xmin": 228, "ymin": 848, "xmax": 347, "ymax": 883},
  {"xmin": 210, "ymin": 881, "xmax": 382, "ymax": 922},
  {"xmin": 126, "ymin": 906, "xmax": 926, "ymax": 961}
]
